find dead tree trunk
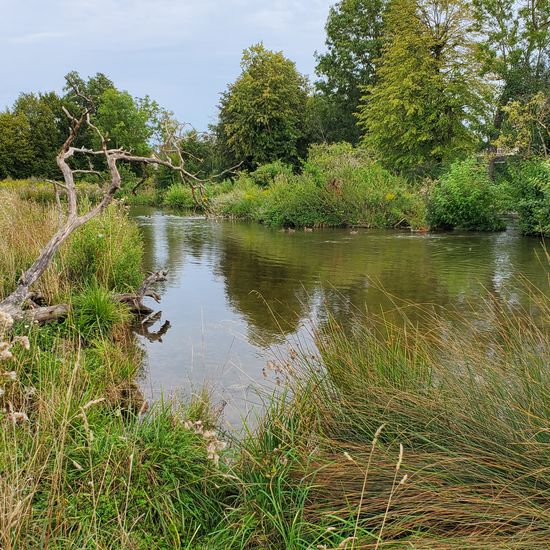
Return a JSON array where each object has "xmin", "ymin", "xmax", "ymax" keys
[{"xmin": 0, "ymin": 104, "xmax": 204, "ymax": 319}]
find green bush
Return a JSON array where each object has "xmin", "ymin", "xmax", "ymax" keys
[
  {"xmin": 163, "ymin": 183, "xmax": 197, "ymax": 210},
  {"xmin": 250, "ymin": 161, "xmax": 293, "ymax": 187},
  {"xmin": 63, "ymin": 204, "xmax": 143, "ymax": 292},
  {"xmin": 212, "ymin": 143, "xmax": 426, "ymax": 229},
  {"xmin": 210, "ymin": 177, "xmax": 263, "ymax": 218},
  {"xmin": 71, "ymin": 284, "xmax": 129, "ymax": 339},
  {"xmin": 507, "ymin": 159, "xmax": 550, "ymax": 236},
  {"xmin": 427, "ymin": 157, "xmax": 506, "ymax": 231},
  {"xmin": 260, "ymin": 143, "xmax": 425, "ymax": 228}
]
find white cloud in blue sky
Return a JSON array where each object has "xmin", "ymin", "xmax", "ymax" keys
[{"xmin": 1, "ymin": 0, "xmax": 333, "ymax": 129}]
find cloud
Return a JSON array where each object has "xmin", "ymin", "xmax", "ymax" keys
[{"xmin": 1, "ymin": 0, "xmax": 333, "ymax": 128}]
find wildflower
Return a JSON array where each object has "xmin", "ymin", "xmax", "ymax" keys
[
  {"xmin": 8, "ymin": 411, "xmax": 29, "ymax": 425},
  {"xmin": 399, "ymin": 474, "xmax": 408, "ymax": 485},
  {"xmin": 0, "ymin": 311, "xmax": 13, "ymax": 331},
  {"xmin": 0, "ymin": 348, "xmax": 13, "ymax": 361},
  {"xmin": 0, "ymin": 387, "xmax": 4, "ymax": 398},
  {"xmin": 13, "ymin": 336, "xmax": 30, "ymax": 350},
  {"xmin": 2, "ymin": 371, "xmax": 17, "ymax": 381}
]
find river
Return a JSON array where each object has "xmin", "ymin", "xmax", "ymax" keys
[{"xmin": 131, "ymin": 207, "xmax": 548, "ymax": 426}]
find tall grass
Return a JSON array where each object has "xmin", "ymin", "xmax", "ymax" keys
[
  {"xmin": 2, "ymin": 186, "xmax": 550, "ymax": 548},
  {"xmin": 229, "ymin": 282, "xmax": 550, "ymax": 548},
  {"xmin": 0, "ymin": 191, "xmax": 143, "ymax": 302}
]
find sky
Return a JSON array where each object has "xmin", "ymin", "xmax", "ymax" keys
[{"xmin": 1, "ymin": 0, "xmax": 334, "ymax": 130}]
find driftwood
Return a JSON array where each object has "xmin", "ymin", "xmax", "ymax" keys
[{"xmin": 20, "ymin": 270, "xmax": 168, "ymax": 324}]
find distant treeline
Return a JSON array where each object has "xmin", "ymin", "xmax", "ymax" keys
[{"xmin": 1, "ymin": 0, "xmax": 549, "ymax": 235}]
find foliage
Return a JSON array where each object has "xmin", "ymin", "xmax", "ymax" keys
[
  {"xmin": 250, "ymin": 161, "xmax": 293, "ymax": 187},
  {"xmin": 0, "ymin": 111, "xmax": 33, "ymax": 179},
  {"xmin": 93, "ymin": 89, "xmax": 155, "ymax": 156},
  {"xmin": 507, "ymin": 159, "xmax": 550, "ymax": 236},
  {"xmin": 212, "ymin": 143, "xmax": 426, "ymax": 229},
  {"xmin": 163, "ymin": 183, "xmax": 197, "ymax": 210},
  {"xmin": 314, "ymin": 0, "xmax": 388, "ymax": 144},
  {"xmin": 64, "ymin": 203, "xmax": 144, "ymax": 292},
  {"xmin": 427, "ymin": 157, "xmax": 506, "ymax": 230},
  {"xmin": 497, "ymin": 92, "xmax": 550, "ymax": 158},
  {"xmin": 71, "ymin": 284, "xmax": 129, "ymax": 339},
  {"xmin": 472, "ymin": 0, "xmax": 550, "ymax": 148},
  {"xmin": 358, "ymin": 0, "xmax": 489, "ymax": 176},
  {"xmin": 13, "ymin": 92, "xmax": 67, "ymax": 178},
  {"xmin": 217, "ymin": 43, "xmax": 309, "ymax": 169}
]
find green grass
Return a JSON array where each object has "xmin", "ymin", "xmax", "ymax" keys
[{"xmin": 2, "ymin": 187, "xmax": 550, "ymax": 548}]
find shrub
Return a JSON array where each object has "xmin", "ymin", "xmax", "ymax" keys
[
  {"xmin": 507, "ymin": 159, "xmax": 550, "ymax": 236},
  {"xmin": 71, "ymin": 284, "xmax": 129, "ymax": 339},
  {"xmin": 163, "ymin": 183, "xmax": 196, "ymax": 210},
  {"xmin": 210, "ymin": 177, "xmax": 263, "ymax": 219},
  {"xmin": 427, "ymin": 157, "xmax": 506, "ymax": 231},
  {"xmin": 250, "ymin": 161, "xmax": 293, "ymax": 187},
  {"xmin": 256, "ymin": 143, "xmax": 426, "ymax": 228}
]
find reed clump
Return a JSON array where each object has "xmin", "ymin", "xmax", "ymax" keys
[{"xmin": 226, "ymin": 283, "xmax": 550, "ymax": 548}]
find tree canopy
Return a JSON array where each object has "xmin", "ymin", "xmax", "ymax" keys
[
  {"xmin": 357, "ymin": 0, "xmax": 490, "ymax": 176},
  {"xmin": 216, "ymin": 44, "xmax": 309, "ymax": 169},
  {"xmin": 314, "ymin": 0, "xmax": 388, "ymax": 144}
]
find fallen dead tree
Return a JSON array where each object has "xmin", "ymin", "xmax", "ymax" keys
[
  {"xmin": 0, "ymin": 90, "xmax": 200, "ymax": 321},
  {"xmin": 20, "ymin": 270, "xmax": 169, "ymax": 324}
]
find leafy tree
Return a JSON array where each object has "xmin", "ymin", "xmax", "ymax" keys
[
  {"xmin": 358, "ymin": 0, "xmax": 489, "ymax": 176},
  {"xmin": 0, "ymin": 111, "xmax": 33, "ymax": 179},
  {"xmin": 93, "ymin": 89, "xmax": 154, "ymax": 155},
  {"xmin": 217, "ymin": 44, "xmax": 309, "ymax": 169},
  {"xmin": 315, "ymin": 0, "xmax": 388, "ymax": 143},
  {"xmin": 472, "ymin": 0, "xmax": 550, "ymax": 172},
  {"xmin": 13, "ymin": 92, "xmax": 66, "ymax": 177},
  {"xmin": 63, "ymin": 71, "xmax": 116, "ymax": 111},
  {"xmin": 496, "ymin": 92, "xmax": 550, "ymax": 158}
]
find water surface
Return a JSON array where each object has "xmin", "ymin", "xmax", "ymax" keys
[{"xmin": 132, "ymin": 207, "xmax": 548, "ymax": 425}]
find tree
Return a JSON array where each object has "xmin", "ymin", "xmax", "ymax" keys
[
  {"xmin": 472, "ymin": 0, "xmax": 550, "ymax": 171},
  {"xmin": 315, "ymin": 0, "xmax": 388, "ymax": 143},
  {"xmin": 217, "ymin": 43, "xmax": 309, "ymax": 169},
  {"xmin": 93, "ymin": 89, "xmax": 155, "ymax": 155},
  {"xmin": 0, "ymin": 111, "xmax": 33, "ymax": 179},
  {"xmin": 13, "ymin": 92, "xmax": 66, "ymax": 178},
  {"xmin": 358, "ymin": 0, "xmax": 490, "ymax": 176},
  {"xmin": 0, "ymin": 102, "xmax": 209, "ymax": 318}
]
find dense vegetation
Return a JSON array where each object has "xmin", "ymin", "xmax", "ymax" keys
[
  {"xmin": 1, "ymin": 190, "xmax": 549, "ymax": 548},
  {"xmin": 1, "ymin": 0, "xmax": 550, "ymax": 546},
  {"xmin": 1, "ymin": 0, "xmax": 549, "ymax": 234}
]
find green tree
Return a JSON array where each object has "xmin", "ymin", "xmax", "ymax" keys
[
  {"xmin": 315, "ymin": 0, "xmax": 388, "ymax": 143},
  {"xmin": 13, "ymin": 92, "xmax": 66, "ymax": 177},
  {"xmin": 472, "ymin": 0, "xmax": 550, "ymax": 170},
  {"xmin": 93, "ymin": 89, "xmax": 155, "ymax": 155},
  {"xmin": 217, "ymin": 44, "xmax": 309, "ymax": 169},
  {"xmin": 358, "ymin": 0, "xmax": 489, "ymax": 176},
  {"xmin": 0, "ymin": 111, "xmax": 33, "ymax": 179}
]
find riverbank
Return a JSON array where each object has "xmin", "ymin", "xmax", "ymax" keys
[
  {"xmin": 2, "ymin": 146, "xmax": 549, "ymax": 236},
  {"xmin": 1, "ymin": 189, "xmax": 550, "ymax": 548}
]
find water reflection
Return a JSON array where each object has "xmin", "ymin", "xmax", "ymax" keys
[{"xmin": 132, "ymin": 207, "xmax": 548, "ymax": 425}]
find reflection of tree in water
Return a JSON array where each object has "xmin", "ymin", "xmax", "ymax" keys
[{"xmin": 216, "ymin": 234, "xmax": 314, "ymax": 347}]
